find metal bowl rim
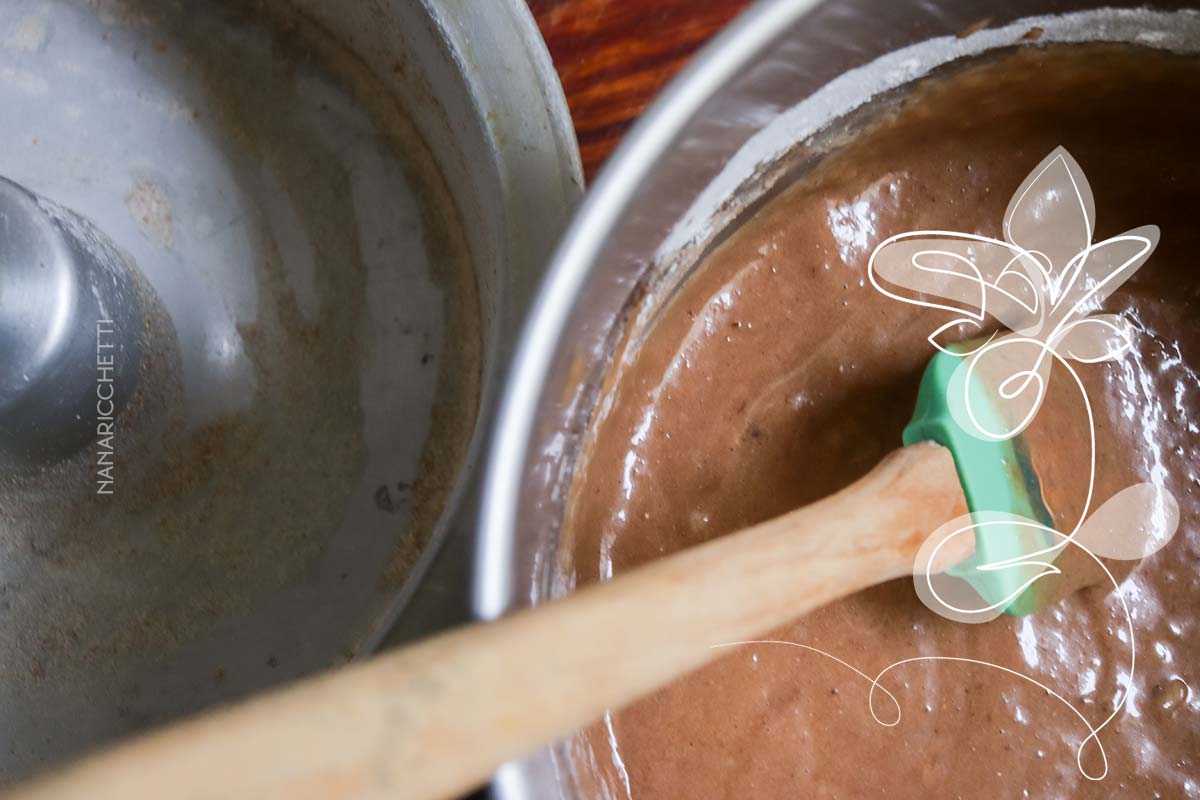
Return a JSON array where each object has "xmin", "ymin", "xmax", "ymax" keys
[{"xmin": 473, "ymin": 0, "xmax": 823, "ymax": 620}]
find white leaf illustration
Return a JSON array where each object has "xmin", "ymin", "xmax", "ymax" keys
[
  {"xmin": 913, "ymin": 512, "xmax": 1056, "ymax": 624},
  {"xmin": 868, "ymin": 234, "xmax": 1045, "ymax": 332},
  {"xmin": 1049, "ymin": 226, "xmax": 1159, "ymax": 327},
  {"xmin": 1055, "ymin": 315, "xmax": 1133, "ymax": 363},
  {"xmin": 1072, "ymin": 483, "xmax": 1179, "ymax": 560},
  {"xmin": 1004, "ymin": 146, "xmax": 1095, "ymax": 281}
]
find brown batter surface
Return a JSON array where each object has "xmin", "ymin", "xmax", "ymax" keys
[{"xmin": 565, "ymin": 45, "xmax": 1200, "ymax": 798}]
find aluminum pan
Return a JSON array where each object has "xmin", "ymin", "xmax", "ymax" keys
[{"xmin": 0, "ymin": 0, "xmax": 580, "ymax": 783}]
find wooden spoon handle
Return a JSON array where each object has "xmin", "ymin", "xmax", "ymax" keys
[{"xmin": 8, "ymin": 442, "xmax": 965, "ymax": 800}]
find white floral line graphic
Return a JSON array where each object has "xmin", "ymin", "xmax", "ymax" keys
[
  {"xmin": 711, "ymin": 527, "xmax": 1133, "ymax": 780},
  {"xmin": 713, "ymin": 148, "xmax": 1179, "ymax": 781}
]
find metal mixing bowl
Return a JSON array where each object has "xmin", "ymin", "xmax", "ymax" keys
[
  {"xmin": 0, "ymin": 0, "xmax": 580, "ymax": 783},
  {"xmin": 474, "ymin": 1, "xmax": 1198, "ymax": 796}
]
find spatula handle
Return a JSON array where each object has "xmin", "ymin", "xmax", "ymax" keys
[{"xmin": 8, "ymin": 443, "xmax": 965, "ymax": 800}]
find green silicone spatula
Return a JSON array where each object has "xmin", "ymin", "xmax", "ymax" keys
[
  {"xmin": 6, "ymin": 351, "xmax": 1056, "ymax": 800},
  {"xmin": 904, "ymin": 345, "xmax": 1057, "ymax": 617}
]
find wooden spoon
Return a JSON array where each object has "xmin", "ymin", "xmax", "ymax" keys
[{"xmin": 5, "ymin": 442, "xmax": 968, "ymax": 800}]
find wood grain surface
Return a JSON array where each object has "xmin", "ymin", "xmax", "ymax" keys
[{"xmin": 530, "ymin": 0, "xmax": 756, "ymax": 180}]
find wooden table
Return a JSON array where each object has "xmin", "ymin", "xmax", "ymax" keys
[{"xmin": 530, "ymin": 0, "xmax": 756, "ymax": 180}]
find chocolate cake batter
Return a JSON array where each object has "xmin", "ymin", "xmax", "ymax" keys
[{"xmin": 564, "ymin": 45, "xmax": 1200, "ymax": 797}]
